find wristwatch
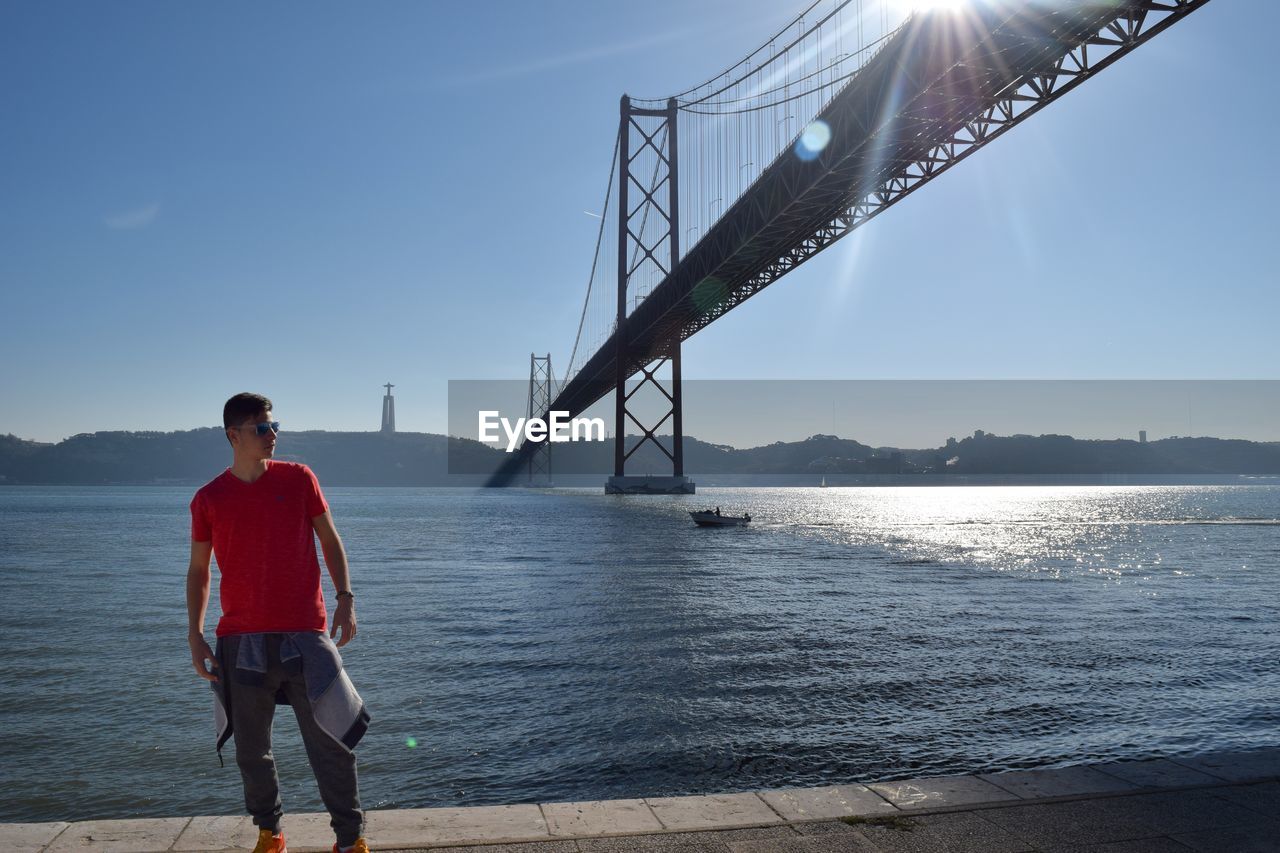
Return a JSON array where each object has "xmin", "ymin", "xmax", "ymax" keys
[{"xmin": 336, "ymin": 590, "xmax": 355, "ymax": 601}]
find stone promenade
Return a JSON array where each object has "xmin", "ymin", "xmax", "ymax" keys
[{"xmin": 4, "ymin": 749, "xmax": 1277, "ymax": 852}]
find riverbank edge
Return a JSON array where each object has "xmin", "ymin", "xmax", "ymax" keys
[{"xmin": 5, "ymin": 747, "xmax": 1278, "ymax": 851}]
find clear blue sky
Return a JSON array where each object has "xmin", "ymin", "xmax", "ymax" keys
[{"xmin": 2, "ymin": 1, "xmax": 1276, "ymax": 443}]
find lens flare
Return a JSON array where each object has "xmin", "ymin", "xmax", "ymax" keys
[
  {"xmin": 795, "ymin": 120, "xmax": 832, "ymax": 162},
  {"xmin": 691, "ymin": 276, "xmax": 729, "ymax": 315},
  {"xmin": 405, "ymin": 737, "xmax": 418, "ymax": 748}
]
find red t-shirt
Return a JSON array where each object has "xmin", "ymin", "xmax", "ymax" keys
[{"xmin": 190, "ymin": 460, "xmax": 330, "ymax": 637}]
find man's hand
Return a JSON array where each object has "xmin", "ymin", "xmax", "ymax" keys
[
  {"xmin": 331, "ymin": 598, "xmax": 357, "ymax": 647},
  {"xmin": 313, "ymin": 513, "xmax": 357, "ymax": 647},
  {"xmin": 189, "ymin": 632, "xmax": 219, "ymax": 682}
]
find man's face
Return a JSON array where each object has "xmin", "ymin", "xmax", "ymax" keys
[{"xmin": 228, "ymin": 410, "xmax": 277, "ymax": 459}]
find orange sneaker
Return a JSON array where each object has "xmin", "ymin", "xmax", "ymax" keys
[
  {"xmin": 332, "ymin": 839, "xmax": 369, "ymax": 853},
  {"xmin": 253, "ymin": 827, "xmax": 287, "ymax": 853}
]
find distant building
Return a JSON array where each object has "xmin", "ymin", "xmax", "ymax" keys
[
  {"xmin": 1139, "ymin": 430, "xmax": 1147, "ymax": 444},
  {"xmin": 381, "ymin": 383, "xmax": 396, "ymax": 433},
  {"xmin": 866, "ymin": 452, "xmax": 904, "ymax": 475},
  {"xmin": 973, "ymin": 429, "xmax": 986, "ymax": 439}
]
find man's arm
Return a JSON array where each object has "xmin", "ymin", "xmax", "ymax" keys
[
  {"xmin": 186, "ymin": 540, "xmax": 219, "ymax": 682},
  {"xmin": 313, "ymin": 511, "xmax": 357, "ymax": 647}
]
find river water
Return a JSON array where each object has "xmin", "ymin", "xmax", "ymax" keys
[{"xmin": 0, "ymin": 484, "xmax": 1276, "ymax": 822}]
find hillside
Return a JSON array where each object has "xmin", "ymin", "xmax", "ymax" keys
[{"xmin": 2, "ymin": 429, "xmax": 1279, "ymax": 485}]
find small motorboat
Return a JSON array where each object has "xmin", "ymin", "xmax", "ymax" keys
[{"xmin": 689, "ymin": 508, "xmax": 751, "ymax": 527}]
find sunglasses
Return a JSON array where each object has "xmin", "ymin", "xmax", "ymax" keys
[{"xmin": 236, "ymin": 421, "xmax": 280, "ymax": 436}]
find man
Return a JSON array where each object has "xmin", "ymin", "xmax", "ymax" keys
[{"xmin": 187, "ymin": 392, "xmax": 371, "ymax": 853}]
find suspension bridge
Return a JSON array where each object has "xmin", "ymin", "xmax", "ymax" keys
[{"xmin": 487, "ymin": 0, "xmax": 1211, "ymax": 490}]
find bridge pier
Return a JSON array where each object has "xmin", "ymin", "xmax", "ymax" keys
[
  {"xmin": 605, "ymin": 475, "xmax": 695, "ymax": 495},
  {"xmin": 609, "ymin": 95, "xmax": 695, "ymax": 495},
  {"xmin": 526, "ymin": 353, "xmax": 553, "ymax": 486}
]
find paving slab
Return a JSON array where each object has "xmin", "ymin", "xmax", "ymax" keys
[
  {"xmin": 758, "ymin": 785, "xmax": 897, "ymax": 821},
  {"xmin": 1092, "ymin": 758, "xmax": 1227, "ymax": 790},
  {"xmin": 0, "ymin": 822, "xmax": 71, "ymax": 853},
  {"xmin": 44, "ymin": 817, "xmax": 191, "ymax": 852},
  {"xmin": 166, "ymin": 812, "xmax": 333, "ymax": 851},
  {"xmin": 979, "ymin": 800, "xmax": 1169, "ymax": 849},
  {"xmin": 579, "ymin": 835, "xmax": 734, "ymax": 852},
  {"xmin": 1105, "ymin": 789, "xmax": 1272, "ymax": 836},
  {"xmin": 792, "ymin": 820, "xmax": 868, "ymax": 837},
  {"xmin": 1208, "ymin": 780, "xmax": 1280, "ymax": 817},
  {"xmin": 366, "ymin": 804, "xmax": 549, "ymax": 848},
  {"xmin": 644, "ymin": 793, "xmax": 784, "ymax": 831},
  {"xmin": 542, "ymin": 798, "xmax": 664, "ymax": 837},
  {"xmin": 728, "ymin": 834, "xmax": 882, "ymax": 853},
  {"xmin": 579, "ymin": 826, "xmax": 796, "ymax": 852},
  {"xmin": 1173, "ymin": 822, "xmax": 1280, "ymax": 853},
  {"xmin": 829, "ymin": 811, "xmax": 1036, "ymax": 853},
  {"xmin": 1040, "ymin": 839, "xmax": 1196, "ymax": 852},
  {"xmin": 386, "ymin": 842, "xmax": 580, "ymax": 853},
  {"xmin": 275, "ymin": 811, "xmax": 346, "ymax": 851},
  {"xmin": 172, "ymin": 814, "xmax": 257, "ymax": 851},
  {"xmin": 869, "ymin": 774, "xmax": 1022, "ymax": 809},
  {"xmin": 891, "ymin": 811, "xmax": 1035, "ymax": 853},
  {"xmin": 980, "ymin": 765, "xmax": 1141, "ymax": 800},
  {"xmin": 1173, "ymin": 749, "xmax": 1280, "ymax": 783}
]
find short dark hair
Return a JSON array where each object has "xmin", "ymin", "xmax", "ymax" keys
[{"xmin": 223, "ymin": 392, "xmax": 273, "ymax": 430}]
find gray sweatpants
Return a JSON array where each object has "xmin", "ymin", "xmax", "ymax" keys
[{"xmin": 219, "ymin": 633, "xmax": 364, "ymax": 846}]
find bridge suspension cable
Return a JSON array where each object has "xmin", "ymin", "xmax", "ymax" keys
[
  {"xmin": 676, "ymin": 31, "xmax": 896, "ymax": 115},
  {"xmin": 562, "ymin": 129, "xmax": 619, "ymax": 397},
  {"xmin": 656, "ymin": 0, "xmax": 877, "ymax": 110},
  {"xmin": 655, "ymin": 0, "xmax": 829, "ymax": 100}
]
